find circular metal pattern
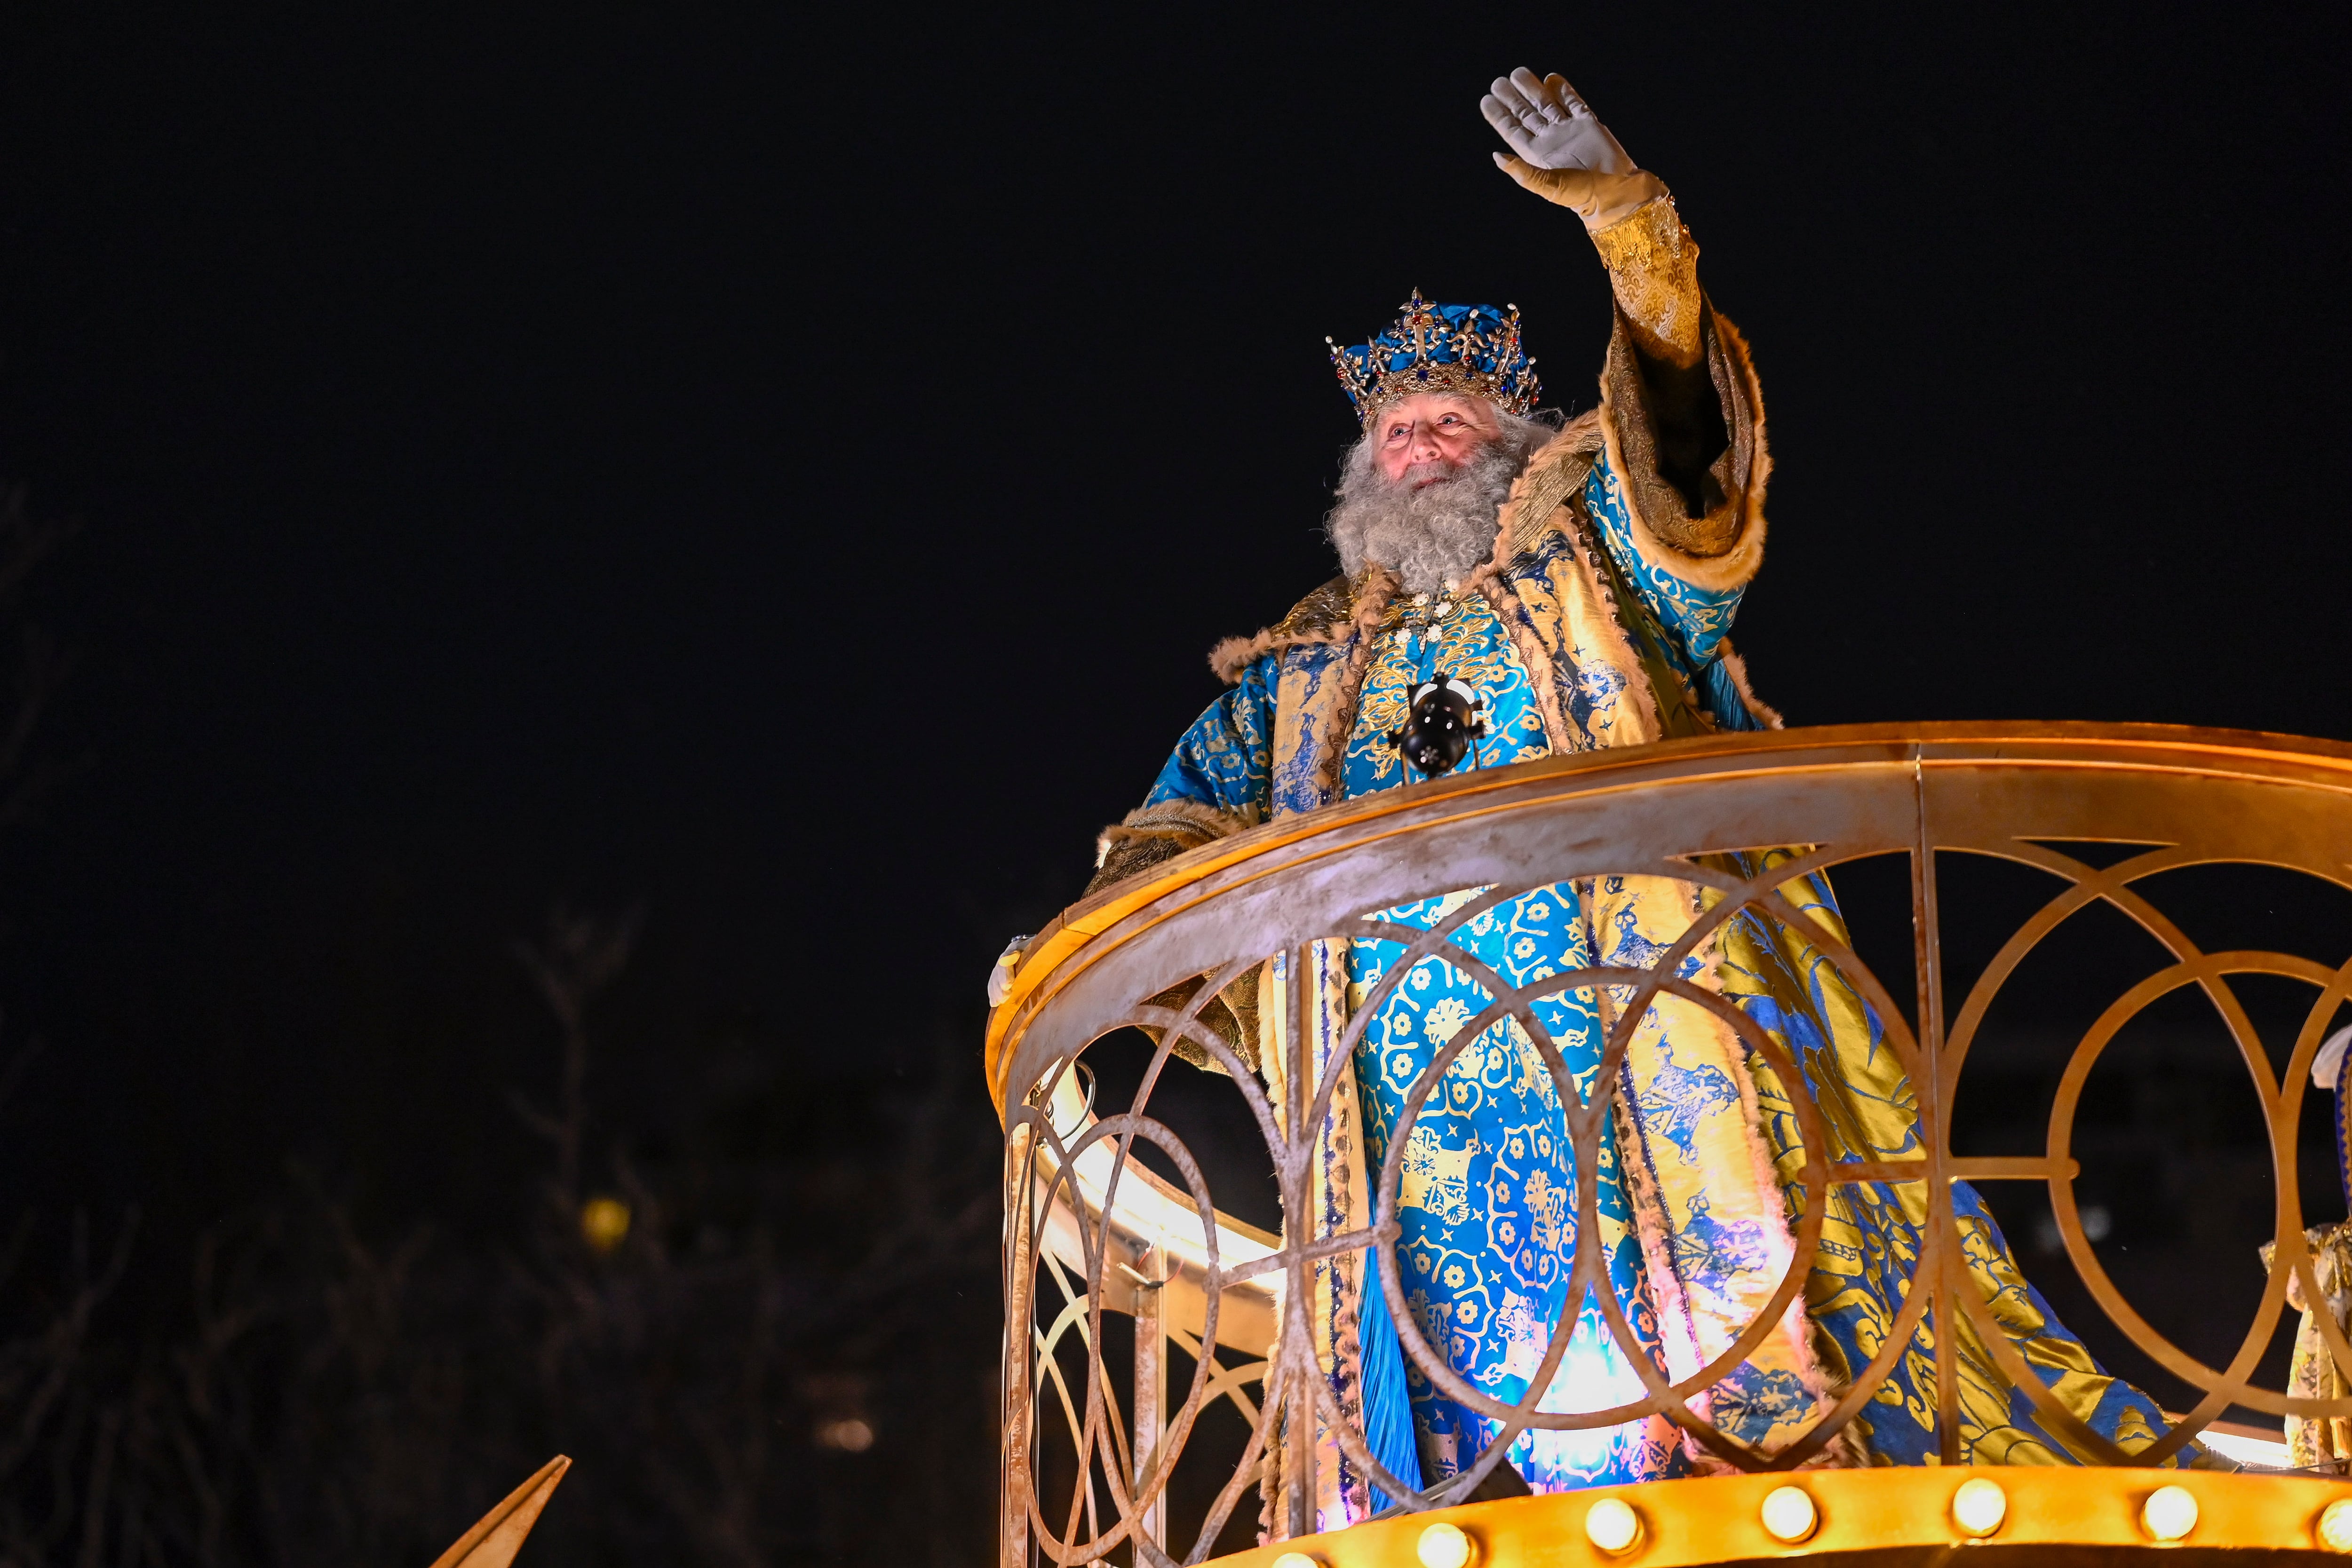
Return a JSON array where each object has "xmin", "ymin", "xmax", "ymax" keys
[
  {"xmin": 990, "ymin": 725, "xmax": 2352, "ymax": 1562},
  {"xmin": 1415, "ymin": 1522, "xmax": 1472, "ymax": 1568},
  {"xmin": 2141, "ymin": 1483, "xmax": 2199, "ymax": 1542},
  {"xmin": 1583, "ymin": 1497, "xmax": 1641, "ymax": 1555},
  {"xmin": 1950, "ymin": 1475, "xmax": 2008, "ymax": 1538},
  {"xmin": 1758, "ymin": 1486, "xmax": 1817, "ymax": 1544},
  {"xmin": 2319, "ymin": 1497, "xmax": 2352, "ymax": 1554}
]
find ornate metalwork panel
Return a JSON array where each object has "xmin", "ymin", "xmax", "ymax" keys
[{"xmin": 988, "ymin": 724, "xmax": 2352, "ymax": 1568}]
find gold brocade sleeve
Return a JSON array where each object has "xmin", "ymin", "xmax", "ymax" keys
[
  {"xmin": 1588, "ymin": 195, "xmax": 1770, "ymax": 585},
  {"xmin": 1589, "ymin": 196, "xmax": 1706, "ymax": 369}
]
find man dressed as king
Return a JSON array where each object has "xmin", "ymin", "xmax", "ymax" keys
[{"xmin": 1009, "ymin": 67, "xmax": 2185, "ymax": 1525}]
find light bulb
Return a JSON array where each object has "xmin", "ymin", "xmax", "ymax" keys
[
  {"xmin": 2141, "ymin": 1484, "xmax": 2198, "ymax": 1543},
  {"xmin": 2318, "ymin": 1498, "xmax": 2352, "ymax": 1554},
  {"xmin": 1584, "ymin": 1497, "xmax": 1640, "ymax": 1555},
  {"xmin": 1271, "ymin": 1553, "xmax": 1319, "ymax": 1568},
  {"xmin": 579, "ymin": 1194, "xmax": 631, "ymax": 1254},
  {"xmin": 1950, "ymin": 1476, "xmax": 2007, "ymax": 1538},
  {"xmin": 1759, "ymin": 1485, "xmax": 1817, "ymax": 1544},
  {"xmin": 1417, "ymin": 1522, "xmax": 1472, "ymax": 1568}
]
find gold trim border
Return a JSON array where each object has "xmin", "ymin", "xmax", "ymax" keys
[{"xmin": 1210, "ymin": 1467, "xmax": 2350, "ymax": 1564}]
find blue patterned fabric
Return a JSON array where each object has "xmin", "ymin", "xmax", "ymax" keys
[
  {"xmin": 1347, "ymin": 882, "xmax": 1688, "ymax": 1489},
  {"xmin": 1334, "ymin": 593, "xmax": 1685, "ymax": 1488},
  {"xmin": 1343, "ymin": 594, "xmax": 1550, "ymax": 785},
  {"xmin": 1581, "ymin": 458, "xmax": 1762, "ymax": 733},
  {"xmin": 1144, "ymin": 658, "xmax": 1272, "ymax": 818}
]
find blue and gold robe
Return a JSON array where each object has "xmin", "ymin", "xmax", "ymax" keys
[{"xmin": 1099, "ymin": 195, "xmax": 2182, "ymax": 1528}]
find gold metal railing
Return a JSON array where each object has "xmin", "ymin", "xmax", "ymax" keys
[{"xmin": 987, "ymin": 723, "xmax": 2352, "ymax": 1568}]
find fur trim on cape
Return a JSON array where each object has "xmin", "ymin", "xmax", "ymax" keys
[
  {"xmin": 1308, "ymin": 566, "xmax": 1396, "ymax": 802},
  {"xmin": 1717, "ymin": 639, "xmax": 1785, "ymax": 730},
  {"xmin": 1208, "ymin": 564, "xmax": 1398, "ymax": 684},
  {"xmin": 1208, "ymin": 566, "xmax": 1397, "ymax": 686},
  {"xmin": 1597, "ymin": 303, "xmax": 1770, "ymax": 597},
  {"xmin": 1088, "ymin": 797, "xmax": 1257, "ymax": 895},
  {"xmin": 1485, "ymin": 409, "xmax": 1607, "ymax": 569}
]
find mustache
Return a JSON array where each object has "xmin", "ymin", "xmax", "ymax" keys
[{"xmin": 1393, "ymin": 459, "xmax": 1481, "ymax": 492}]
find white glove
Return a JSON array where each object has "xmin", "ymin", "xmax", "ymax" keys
[
  {"xmin": 986, "ymin": 934, "xmax": 1031, "ymax": 1009},
  {"xmin": 1480, "ymin": 68, "xmax": 1665, "ymax": 231},
  {"xmin": 1480, "ymin": 68, "xmax": 1636, "ymax": 177}
]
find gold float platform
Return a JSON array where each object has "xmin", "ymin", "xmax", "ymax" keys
[{"xmin": 1207, "ymin": 1467, "xmax": 2352, "ymax": 1566}]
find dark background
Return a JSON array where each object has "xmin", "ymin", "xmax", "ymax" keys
[{"xmin": 0, "ymin": 4, "xmax": 2347, "ymax": 1563}]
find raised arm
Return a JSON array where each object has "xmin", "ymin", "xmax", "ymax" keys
[{"xmin": 1482, "ymin": 69, "xmax": 1765, "ymax": 590}]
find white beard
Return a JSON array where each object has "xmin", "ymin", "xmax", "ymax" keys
[{"xmin": 1323, "ymin": 411, "xmax": 1557, "ymax": 594}]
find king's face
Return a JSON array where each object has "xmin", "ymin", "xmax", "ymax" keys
[{"xmin": 1370, "ymin": 392, "xmax": 1502, "ymax": 487}]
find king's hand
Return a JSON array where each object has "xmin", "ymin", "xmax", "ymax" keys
[{"xmin": 1481, "ymin": 68, "xmax": 1665, "ymax": 231}]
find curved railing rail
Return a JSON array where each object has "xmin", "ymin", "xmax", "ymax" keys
[{"xmin": 988, "ymin": 722, "xmax": 2352, "ymax": 1568}]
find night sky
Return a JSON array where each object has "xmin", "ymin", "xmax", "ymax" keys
[{"xmin": 0, "ymin": 3, "xmax": 2348, "ymax": 1328}]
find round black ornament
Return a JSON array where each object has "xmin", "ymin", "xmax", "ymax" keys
[{"xmin": 1388, "ymin": 676, "xmax": 1487, "ymax": 779}]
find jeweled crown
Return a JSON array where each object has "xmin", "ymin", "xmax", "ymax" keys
[{"xmin": 1326, "ymin": 291, "xmax": 1539, "ymax": 428}]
